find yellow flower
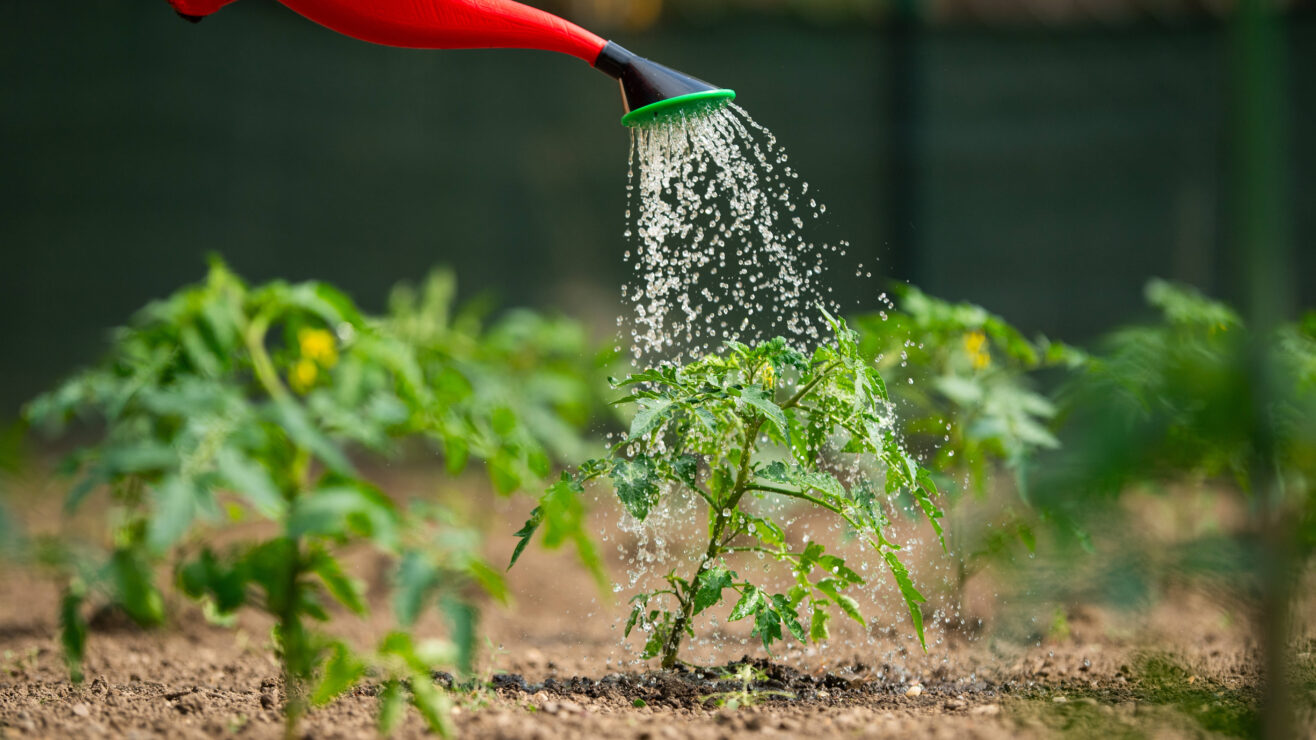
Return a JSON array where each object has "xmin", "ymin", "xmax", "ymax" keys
[
  {"xmin": 289, "ymin": 358, "xmax": 318, "ymax": 393},
  {"xmin": 964, "ymin": 331, "xmax": 991, "ymax": 371},
  {"xmin": 298, "ymin": 327, "xmax": 338, "ymax": 367},
  {"xmin": 759, "ymin": 363, "xmax": 776, "ymax": 389}
]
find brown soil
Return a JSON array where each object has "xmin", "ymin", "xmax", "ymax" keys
[{"xmin": 0, "ymin": 467, "xmax": 1301, "ymax": 739}]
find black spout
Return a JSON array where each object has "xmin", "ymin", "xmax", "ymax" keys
[{"xmin": 593, "ymin": 42, "xmax": 735, "ymax": 127}]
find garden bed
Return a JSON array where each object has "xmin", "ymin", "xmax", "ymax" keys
[{"xmin": 0, "ymin": 473, "xmax": 1277, "ymax": 739}]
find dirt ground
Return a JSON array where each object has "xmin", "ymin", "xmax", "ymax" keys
[{"xmin": 0, "ymin": 466, "xmax": 1308, "ymax": 739}]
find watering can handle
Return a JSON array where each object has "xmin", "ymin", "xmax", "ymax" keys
[{"xmin": 167, "ymin": 0, "xmax": 609, "ymax": 64}]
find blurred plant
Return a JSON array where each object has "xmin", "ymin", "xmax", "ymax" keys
[
  {"xmin": 384, "ymin": 269, "xmax": 611, "ymax": 486},
  {"xmin": 24, "ymin": 260, "xmax": 580, "ymax": 737},
  {"xmin": 1039, "ymin": 280, "xmax": 1314, "ymax": 504},
  {"xmin": 512, "ymin": 313, "xmax": 943, "ymax": 668},
  {"xmin": 850, "ymin": 285, "xmax": 1084, "ymax": 619},
  {"xmin": 0, "ymin": 422, "xmax": 21, "ymax": 559},
  {"xmin": 853, "ymin": 284, "xmax": 1082, "ymax": 491},
  {"xmin": 1028, "ymin": 279, "xmax": 1316, "ymax": 730}
]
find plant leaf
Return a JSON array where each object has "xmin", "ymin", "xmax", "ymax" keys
[
  {"xmin": 691, "ymin": 566, "xmax": 735, "ymax": 615},
  {"xmin": 810, "ymin": 606, "xmax": 831, "ymax": 642},
  {"xmin": 739, "ymin": 385, "xmax": 787, "ymax": 435},
  {"xmin": 728, "ymin": 585, "xmax": 765, "ymax": 621},
  {"xmin": 308, "ymin": 548, "xmax": 367, "ymax": 616},
  {"xmin": 312, "ymin": 642, "xmax": 366, "ymax": 706},
  {"xmin": 628, "ymin": 398, "xmax": 674, "ymax": 440},
  {"xmin": 378, "ymin": 680, "xmax": 405, "ymax": 736},
  {"xmin": 883, "ymin": 550, "xmax": 928, "ymax": 650},
  {"xmin": 771, "ymin": 594, "xmax": 807, "ymax": 642},
  {"xmin": 59, "ymin": 583, "xmax": 87, "ymax": 684},
  {"xmin": 610, "ymin": 456, "xmax": 660, "ymax": 522}
]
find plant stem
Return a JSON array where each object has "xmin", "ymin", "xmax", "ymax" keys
[
  {"xmin": 660, "ymin": 417, "xmax": 764, "ymax": 668},
  {"xmin": 658, "ymin": 363, "xmax": 836, "ymax": 668},
  {"xmin": 244, "ymin": 310, "xmax": 291, "ymax": 404}
]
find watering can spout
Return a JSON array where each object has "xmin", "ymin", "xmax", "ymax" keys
[
  {"xmin": 593, "ymin": 43, "xmax": 734, "ymax": 128},
  {"xmin": 165, "ymin": 0, "xmax": 733, "ymax": 126}
]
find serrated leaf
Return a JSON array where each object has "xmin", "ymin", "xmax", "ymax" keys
[
  {"xmin": 628, "ymin": 398, "xmax": 674, "ymax": 440},
  {"xmin": 610, "ymin": 456, "xmax": 660, "ymax": 522},
  {"xmin": 692, "ymin": 407, "xmax": 718, "ymax": 431},
  {"xmin": 771, "ymin": 594, "xmax": 807, "ymax": 641},
  {"xmin": 739, "ymin": 385, "xmax": 787, "ymax": 434},
  {"xmin": 670, "ymin": 454, "xmax": 698, "ymax": 487},
  {"xmin": 816, "ymin": 554, "xmax": 864, "ymax": 585},
  {"xmin": 691, "ymin": 566, "xmax": 735, "ymax": 615},
  {"xmin": 883, "ymin": 550, "xmax": 928, "ymax": 650},
  {"xmin": 760, "ymin": 461, "xmax": 846, "ymax": 501},
  {"xmin": 728, "ymin": 585, "xmax": 765, "ymax": 621},
  {"xmin": 752, "ymin": 606, "xmax": 783, "ymax": 649},
  {"xmin": 519, "ymin": 474, "xmax": 607, "ymax": 591},
  {"xmin": 507, "ymin": 506, "xmax": 542, "ymax": 570}
]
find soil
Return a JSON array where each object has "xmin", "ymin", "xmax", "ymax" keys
[{"xmin": 0, "ymin": 466, "xmax": 1305, "ymax": 739}]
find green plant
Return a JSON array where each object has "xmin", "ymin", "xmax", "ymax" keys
[
  {"xmin": 513, "ymin": 312, "xmax": 943, "ymax": 668},
  {"xmin": 699, "ymin": 662, "xmax": 794, "ymax": 708},
  {"xmin": 384, "ymin": 269, "xmax": 611, "ymax": 486},
  {"xmin": 24, "ymin": 260, "xmax": 591, "ymax": 737},
  {"xmin": 1039, "ymin": 280, "xmax": 1315, "ymax": 505},
  {"xmin": 1029, "ymin": 280, "xmax": 1315, "ymax": 736},
  {"xmin": 853, "ymin": 285, "xmax": 1082, "ymax": 491},
  {"xmin": 0, "ymin": 426, "xmax": 18, "ymax": 561},
  {"xmin": 851, "ymin": 286, "xmax": 1084, "ymax": 620}
]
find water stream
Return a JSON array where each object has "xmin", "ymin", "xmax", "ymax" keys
[{"xmin": 618, "ymin": 103, "xmax": 867, "ymax": 366}]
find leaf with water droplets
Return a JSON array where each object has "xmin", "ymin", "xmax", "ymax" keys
[
  {"xmin": 738, "ymin": 385, "xmax": 786, "ymax": 435},
  {"xmin": 816, "ymin": 579, "xmax": 864, "ymax": 625},
  {"xmin": 728, "ymin": 585, "xmax": 765, "ymax": 621},
  {"xmin": 771, "ymin": 594, "xmax": 806, "ymax": 642},
  {"xmin": 752, "ymin": 605, "xmax": 782, "ymax": 650},
  {"xmin": 692, "ymin": 566, "xmax": 736, "ymax": 615},
  {"xmin": 883, "ymin": 550, "xmax": 928, "ymax": 650},
  {"xmin": 809, "ymin": 606, "xmax": 831, "ymax": 642},
  {"xmin": 610, "ymin": 456, "xmax": 660, "ymax": 522},
  {"xmin": 628, "ymin": 398, "xmax": 674, "ymax": 441}
]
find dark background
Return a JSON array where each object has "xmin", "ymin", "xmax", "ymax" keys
[{"xmin": 2, "ymin": 2, "xmax": 1312, "ymax": 416}]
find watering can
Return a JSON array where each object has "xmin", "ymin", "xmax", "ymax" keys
[{"xmin": 166, "ymin": 0, "xmax": 734, "ymax": 127}]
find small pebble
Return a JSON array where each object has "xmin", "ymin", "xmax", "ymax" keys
[{"xmin": 905, "ymin": 684, "xmax": 923, "ymax": 698}]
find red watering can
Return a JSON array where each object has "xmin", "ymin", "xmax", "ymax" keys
[{"xmin": 167, "ymin": 0, "xmax": 734, "ymax": 127}]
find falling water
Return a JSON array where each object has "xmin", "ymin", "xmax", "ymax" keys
[{"xmin": 618, "ymin": 103, "xmax": 857, "ymax": 365}]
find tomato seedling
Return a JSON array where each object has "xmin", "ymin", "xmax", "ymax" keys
[{"xmin": 513, "ymin": 312, "xmax": 943, "ymax": 667}]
